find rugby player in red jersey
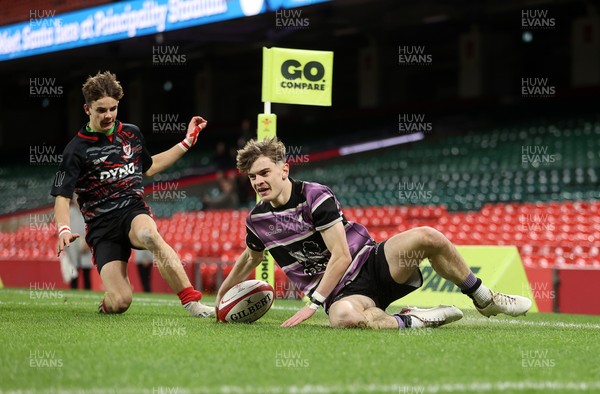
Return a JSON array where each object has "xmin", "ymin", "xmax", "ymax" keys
[{"xmin": 52, "ymin": 71, "xmax": 213, "ymax": 317}]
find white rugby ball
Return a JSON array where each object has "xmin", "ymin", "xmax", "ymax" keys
[{"xmin": 217, "ymin": 280, "xmax": 274, "ymax": 323}]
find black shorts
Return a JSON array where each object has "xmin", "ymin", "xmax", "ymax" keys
[
  {"xmin": 330, "ymin": 241, "xmax": 423, "ymax": 312},
  {"xmin": 85, "ymin": 200, "xmax": 151, "ymax": 273}
]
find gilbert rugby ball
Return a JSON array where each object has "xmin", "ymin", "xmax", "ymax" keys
[{"xmin": 217, "ymin": 280, "xmax": 274, "ymax": 323}]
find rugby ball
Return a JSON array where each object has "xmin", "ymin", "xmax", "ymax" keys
[{"xmin": 217, "ymin": 280, "xmax": 274, "ymax": 323}]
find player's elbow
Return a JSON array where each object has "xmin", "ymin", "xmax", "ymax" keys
[{"xmin": 334, "ymin": 251, "xmax": 352, "ymax": 267}]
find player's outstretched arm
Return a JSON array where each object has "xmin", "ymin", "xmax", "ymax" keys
[
  {"xmin": 144, "ymin": 116, "xmax": 207, "ymax": 177},
  {"xmin": 54, "ymin": 196, "xmax": 80, "ymax": 257},
  {"xmin": 215, "ymin": 247, "xmax": 264, "ymax": 310},
  {"xmin": 281, "ymin": 222, "xmax": 352, "ymax": 327}
]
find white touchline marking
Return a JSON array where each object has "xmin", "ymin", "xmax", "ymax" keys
[
  {"xmin": 461, "ymin": 316, "xmax": 600, "ymax": 330},
  {"xmin": 12, "ymin": 381, "xmax": 600, "ymax": 394},
  {"xmin": 0, "ymin": 300, "xmax": 299, "ymax": 310}
]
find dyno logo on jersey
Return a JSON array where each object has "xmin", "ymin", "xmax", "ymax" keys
[{"xmin": 100, "ymin": 163, "xmax": 135, "ymax": 181}]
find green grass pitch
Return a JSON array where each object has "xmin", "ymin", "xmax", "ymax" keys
[{"xmin": 1, "ymin": 288, "xmax": 600, "ymax": 394}]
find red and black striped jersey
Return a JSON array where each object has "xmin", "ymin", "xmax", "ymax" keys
[{"xmin": 51, "ymin": 120, "xmax": 153, "ymax": 223}]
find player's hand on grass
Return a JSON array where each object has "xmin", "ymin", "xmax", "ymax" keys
[
  {"xmin": 56, "ymin": 232, "xmax": 80, "ymax": 257},
  {"xmin": 181, "ymin": 116, "xmax": 207, "ymax": 151},
  {"xmin": 281, "ymin": 305, "xmax": 317, "ymax": 328}
]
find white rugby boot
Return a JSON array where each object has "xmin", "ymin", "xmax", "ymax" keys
[
  {"xmin": 396, "ymin": 305, "xmax": 463, "ymax": 328},
  {"xmin": 475, "ymin": 290, "xmax": 532, "ymax": 317},
  {"xmin": 184, "ymin": 301, "xmax": 215, "ymax": 318}
]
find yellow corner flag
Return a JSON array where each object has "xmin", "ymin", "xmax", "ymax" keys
[{"xmin": 262, "ymin": 47, "xmax": 334, "ymax": 106}]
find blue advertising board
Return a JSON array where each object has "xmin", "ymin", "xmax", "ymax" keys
[{"xmin": 0, "ymin": 0, "xmax": 329, "ymax": 61}]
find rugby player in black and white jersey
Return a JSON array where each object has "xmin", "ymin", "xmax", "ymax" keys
[{"xmin": 51, "ymin": 71, "xmax": 213, "ymax": 317}]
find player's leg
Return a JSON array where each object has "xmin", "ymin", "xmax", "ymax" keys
[
  {"xmin": 128, "ymin": 214, "xmax": 214, "ymax": 317},
  {"xmin": 384, "ymin": 226, "xmax": 470, "ymax": 285},
  {"xmin": 129, "ymin": 214, "xmax": 190, "ymax": 291},
  {"xmin": 99, "ymin": 260, "xmax": 132, "ymax": 313},
  {"xmin": 329, "ymin": 295, "xmax": 397, "ymax": 329},
  {"xmin": 384, "ymin": 226, "xmax": 531, "ymax": 317},
  {"xmin": 328, "ymin": 243, "xmax": 462, "ymax": 330},
  {"xmin": 328, "ymin": 294, "xmax": 461, "ymax": 329}
]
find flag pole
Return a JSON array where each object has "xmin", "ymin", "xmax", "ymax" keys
[{"xmin": 255, "ymin": 102, "xmax": 276, "ymax": 290}]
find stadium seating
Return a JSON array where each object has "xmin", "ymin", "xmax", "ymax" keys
[
  {"xmin": 0, "ymin": 166, "xmax": 56, "ymax": 216},
  {"xmin": 3, "ymin": 118, "xmax": 598, "ymax": 216},
  {"xmin": 3, "ymin": 201, "xmax": 599, "ymax": 273},
  {"xmin": 1, "ymin": 117, "xmax": 599, "ymax": 292},
  {"xmin": 293, "ymin": 118, "xmax": 600, "ymax": 211}
]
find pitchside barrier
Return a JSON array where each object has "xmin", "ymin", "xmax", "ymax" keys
[{"xmin": 393, "ymin": 246, "xmax": 540, "ymax": 312}]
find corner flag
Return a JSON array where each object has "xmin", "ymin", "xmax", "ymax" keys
[
  {"xmin": 256, "ymin": 46, "xmax": 334, "ymax": 288},
  {"xmin": 262, "ymin": 47, "xmax": 334, "ymax": 106}
]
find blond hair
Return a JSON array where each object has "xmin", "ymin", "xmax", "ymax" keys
[
  {"xmin": 82, "ymin": 71, "xmax": 124, "ymax": 105},
  {"xmin": 236, "ymin": 137, "xmax": 286, "ymax": 173}
]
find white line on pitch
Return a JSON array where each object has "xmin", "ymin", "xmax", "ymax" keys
[
  {"xmin": 461, "ymin": 316, "xmax": 600, "ymax": 330},
  {"xmin": 6, "ymin": 381, "xmax": 600, "ymax": 394}
]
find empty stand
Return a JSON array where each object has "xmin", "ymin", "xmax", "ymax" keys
[{"xmin": 2, "ymin": 201, "xmax": 598, "ymax": 274}]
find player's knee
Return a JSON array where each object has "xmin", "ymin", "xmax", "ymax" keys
[
  {"xmin": 138, "ymin": 227, "xmax": 160, "ymax": 249},
  {"xmin": 415, "ymin": 226, "xmax": 448, "ymax": 252},
  {"xmin": 109, "ymin": 292, "xmax": 132, "ymax": 313},
  {"xmin": 330, "ymin": 302, "xmax": 367, "ymax": 328}
]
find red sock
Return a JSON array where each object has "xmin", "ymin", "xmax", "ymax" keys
[
  {"xmin": 177, "ymin": 286, "xmax": 202, "ymax": 305},
  {"xmin": 99, "ymin": 299, "xmax": 108, "ymax": 314}
]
